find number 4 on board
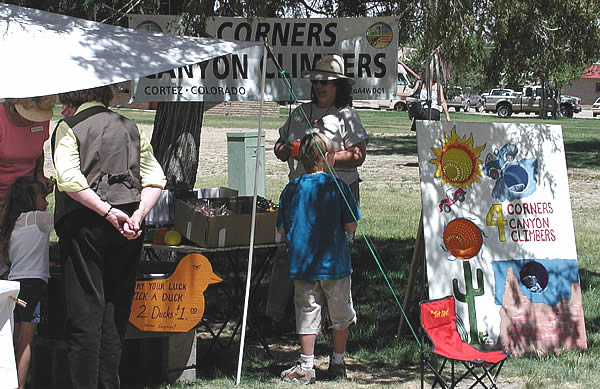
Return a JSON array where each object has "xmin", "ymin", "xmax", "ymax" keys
[{"xmin": 486, "ymin": 204, "xmax": 507, "ymax": 242}]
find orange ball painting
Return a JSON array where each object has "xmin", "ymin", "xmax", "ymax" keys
[{"xmin": 442, "ymin": 218, "xmax": 483, "ymax": 259}]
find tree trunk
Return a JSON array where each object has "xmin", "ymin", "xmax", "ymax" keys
[
  {"xmin": 553, "ymin": 85, "xmax": 561, "ymax": 119},
  {"xmin": 540, "ymin": 78, "xmax": 547, "ymax": 119},
  {"xmin": 151, "ymin": 102, "xmax": 204, "ymax": 190}
]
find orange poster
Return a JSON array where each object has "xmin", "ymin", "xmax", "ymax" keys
[{"xmin": 129, "ymin": 253, "xmax": 222, "ymax": 332}]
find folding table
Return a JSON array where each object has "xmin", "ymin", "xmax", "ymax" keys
[{"xmin": 141, "ymin": 242, "xmax": 284, "ymax": 358}]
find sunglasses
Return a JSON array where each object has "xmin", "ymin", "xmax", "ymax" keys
[{"xmin": 311, "ymin": 80, "xmax": 332, "ymax": 86}]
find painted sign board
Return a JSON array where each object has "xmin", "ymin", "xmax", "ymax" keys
[
  {"xmin": 129, "ymin": 253, "xmax": 222, "ymax": 332},
  {"xmin": 416, "ymin": 121, "xmax": 587, "ymax": 356},
  {"xmin": 128, "ymin": 15, "xmax": 399, "ymax": 102}
]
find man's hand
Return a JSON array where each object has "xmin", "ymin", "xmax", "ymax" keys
[
  {"xmin": 122, "ymin": 209, "xmax": 145, "ymax": 240},
  {"xmin": 121, "ymin": 185, "xmax": 163, "ymax": 240},
  {"xmin": 106, "ymin": 208, "xmax": 140, "ymax": 239}
]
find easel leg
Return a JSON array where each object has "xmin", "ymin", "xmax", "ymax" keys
[{"xmin": 396, "ymin": 214, "xmax": 424, "ymax": 337}]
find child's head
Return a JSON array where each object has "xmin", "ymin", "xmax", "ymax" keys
[
  {"xmin": 298, "ymin": 132, "xmax": 335, "ymax": 173},
  {"xmin": 3, "ymin": 176, "xmax": 48, "ymax": 213},
  {"xmin": 0, "ymin": 176, "xmax": 48, "ymax": 264}
]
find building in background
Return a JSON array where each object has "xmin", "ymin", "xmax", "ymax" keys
[{"xmin": 563, "ymin": 64, "xmax": 600, "ymax": 105}]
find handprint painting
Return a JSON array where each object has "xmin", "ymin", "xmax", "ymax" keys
[{"xmin": 416, "ymin": 121, "xmax": 586, "ymax": 355}]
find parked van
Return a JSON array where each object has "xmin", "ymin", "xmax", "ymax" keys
[{"xmin": 353, "ymin": 63, "xmax": 417, "ymax": 111}]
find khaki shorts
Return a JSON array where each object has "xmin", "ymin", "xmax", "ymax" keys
[{"xmin": 294, "ymin": 276, "xmax": 356, "ymax": 334}]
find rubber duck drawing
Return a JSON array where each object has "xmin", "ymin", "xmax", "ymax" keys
[{"xmin": 129, "ymin": 253, "xmax": 222, "ymax": 332}]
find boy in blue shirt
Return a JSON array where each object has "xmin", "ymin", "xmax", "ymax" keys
[{"xmin": 278, "ymin": 132, "xmax": 361, "ymax": 384}]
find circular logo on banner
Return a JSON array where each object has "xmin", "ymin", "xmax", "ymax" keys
[
  {"xmin": 366, "ymin": 22, "xmax": 393, "ymax": 49},
  {"xmin": 135, "ymin": 21, "xmax": 163, "ymax": 32}
]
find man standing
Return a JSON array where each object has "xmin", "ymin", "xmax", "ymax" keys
[{"xmin": 52, "ymin": 85, "xmax": 166, "ymax": 388}]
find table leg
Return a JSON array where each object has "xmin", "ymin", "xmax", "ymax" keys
[{"xmin": 198, "ymin": 247, "xmax": 278, "ymax": 360}]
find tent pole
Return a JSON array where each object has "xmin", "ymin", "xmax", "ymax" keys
[{"xmin": 236, "ymin": 38, "xmax": 268, "ymax": 386}]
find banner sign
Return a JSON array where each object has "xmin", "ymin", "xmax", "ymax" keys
[
  {"xmin": 129, "ymin": 253, "xmax": 222, "ymax": 332},
  {"xmin": 128, "ymin": 15, "xmax": 399, "ymax": 102},
  {"xmin": 416, "ymin": 122, "xmax": 587, "ymax": 356}
]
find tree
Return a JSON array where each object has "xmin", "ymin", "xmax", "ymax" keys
[
  {"xmin": 420, "ymin": 0, "xmax": 490, "ymax": 74},
  {"xmin": 485, "ymin": 0, "xmax": 600, "ymax": 117},
  {"xmin": 410, "ymin": 1, "xmax": 600, "ymax": 117},
  {"xmin": 151, "ymin": 102, "xmax": 204, "ymax": 189}
]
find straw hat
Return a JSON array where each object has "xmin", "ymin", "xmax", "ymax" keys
[
  {"xmin": 12, "ymin": 96, "xmax": 55, "ymax": 122},
  {"xmin": 14, "ymin": 104, "xmax": 53, "ymax": 122},
  {"xmin": 302, "ymin": 54, "xmax": 355, "ymax": 85}
]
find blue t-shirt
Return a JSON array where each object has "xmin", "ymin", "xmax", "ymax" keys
[{"xmin": 277, "ymin": 172, "xmax": 361, "ymax": 280}]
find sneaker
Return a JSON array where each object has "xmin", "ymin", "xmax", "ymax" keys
[
  {"xmin": 327, "ymin": 356, "xmax": 347, "ymax": 380},
  {"xmin": 281, "ymin": 362, "xmax": 316, "ymax": 384}
]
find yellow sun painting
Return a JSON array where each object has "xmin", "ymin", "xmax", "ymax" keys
[{"xmin": 430, "ymin": 126, "xmax": 486, "ymax": 188}]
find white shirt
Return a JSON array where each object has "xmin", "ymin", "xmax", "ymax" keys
[
  {"xmin": 7, "ymin": 211, "xmax": 53, "ymax": 282},
  {"xmin": 420, "ymin": 84, "xmax": 442, "ymax": 112},
  {"xmin": 278, "ymin": 102, "xmax": 368, "ymax": 185}
]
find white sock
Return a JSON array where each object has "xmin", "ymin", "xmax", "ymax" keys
[
  {"xmin": 300, "ymin": 354, "xmax": 314, "ymax": 370},
  {"xmin": 332, "ymin": 352, "xmax": 345, "ymax": 365}
]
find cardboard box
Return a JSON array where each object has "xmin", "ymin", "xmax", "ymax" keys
[
  {"xmin": 145, "ymin": 187, "xmax": 238, "ymax": 227},
  {"xmin": 174, "ymin": 197, "xmax": 280, "ymax": 248}
]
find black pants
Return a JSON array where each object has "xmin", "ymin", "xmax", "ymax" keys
[
  {"xmin": 411, "ymin": 108, "xmax": 441, "ymax": 131},
  {"xmin": 57, "ymin": 206, "xmax": 142, "ymax": 389}
]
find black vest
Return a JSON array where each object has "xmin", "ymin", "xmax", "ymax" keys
[{"xmin": 52, "ymin": 106, "xmax": 142, "ymax": 226}]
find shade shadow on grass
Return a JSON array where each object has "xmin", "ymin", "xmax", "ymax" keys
[
  {"xmin": 347, "ymin": 237, "xmax": 424, "ymax": 350},
  {"xmin": 367, "ymin": 135, "xmax": 418, "ymax": 157},
  {"xmin": 578, "ymin": 268, "xmax": 600, "ymax": 342},
  {"xmin": 192, "ymin": 236, "xmax": 426, "ymax": 384},
  {"xmin": 366, "ymin": 124, "xmax": 600, "ymax": 172},
  {"xmin": 564, "ymin": 140, "xmax": 600, "ymax": 169}
]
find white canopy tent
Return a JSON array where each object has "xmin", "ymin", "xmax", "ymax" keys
[
  {"xmin": 0, "ymin": 3, "xmax": 267, "ymax": 385},
  {"xmin": 0, "ymin": 4, "xmax": 260, "ymax": 98}
]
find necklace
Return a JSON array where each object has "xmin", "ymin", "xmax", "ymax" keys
[{"xmin": 309, "ymin": 103, "xmax": 336, "ymax": 127}]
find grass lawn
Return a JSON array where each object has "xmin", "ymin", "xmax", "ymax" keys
[{"xmin": 54, "ymin": 107, "xmax": 600, "ymax": 388}]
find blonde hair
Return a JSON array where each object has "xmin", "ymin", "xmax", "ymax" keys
[{"xmin": 298, "ymin": 132, "xmax": 335, "ymax": 173}]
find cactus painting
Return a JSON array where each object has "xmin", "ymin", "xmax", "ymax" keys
[{"xmin": 452, "ymin": 260, "xmax": 484, "ymax": 344}]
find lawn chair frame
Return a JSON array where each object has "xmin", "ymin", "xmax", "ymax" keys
[{"xmin": 419, "ymin": 295, "xmax": 508, "ymax": 389}]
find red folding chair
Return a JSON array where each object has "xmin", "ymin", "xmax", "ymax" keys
[{"xmin": 420, "ymin": 296, "xmax": 508, "ymax": 389}]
